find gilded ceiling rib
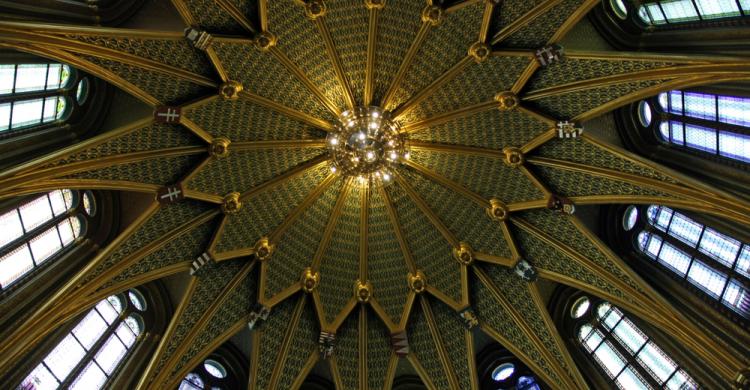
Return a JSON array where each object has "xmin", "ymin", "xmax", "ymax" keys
[
  {"xmin": 205, "ymin": 47, "xmax": 231, "ymax": 82},
  {"xmin": 0, "ymin": 42, "xmax": 160, "ymax": 105},
  {"xmin": 409, "ymin": 140, "xmax": 503, "ymax": 160},
  {"xmin": 381, "ymin": 21, "xmax": 432, "ymax": 109},
  {"xmin": 364, "ymin": 5, "xmax": 379, "ymax": 106},
  {"xmin": 401, "ymin": 100, "xmax": 497, "ymax": 133},
  {"xmin": 231, "ymin": 139, "xmax": 328, "ymax": 151},
  {"xmin": 0, "ymin": 26, "xmax": 216, "ymax": 87},
  {"xmin": 290, "ymin": 350, "xmax": 320, "ymax": 390},
  {"xmin": 404, "ymin": 160, "xmax": 489, "ymax": 208},
  {"xmin": 524, "ymin": 63, "xmax": 750, "ymax": 101},
  {"xmin": 269, "ymin": 47, "xmax": 342, "ymax": 116},
  {"xmin": 368, "ymin": 297, "xmax": 399, "ymax": 333},
  {"xmin": 406, "ymin": 354, "xmax": 439, "ymax": 390},
  {"xmin": 0, "ymin": 179, "xmax": 160, "ymax": 202},
  {"xmin": 151, "ymin": 261, "xmax": 256, "ymax": 387},
  {"xmin": 358, "ymin": 306, "xmax": 369, "ymax": 390},
  {"xmin": 527, "ymin": 156, "xmax": 750, "ymax": 225},
  {"xmin": 136, "ymin": 275, "xmax": 199, "ymax": 389},
  {"xmin": 491, "ymin": 0, "xmax": 562, "ymax": 45},
  {"xmin": 262, "ymin": 279, "xmax": 301, "ymax": 308},
  {"xmin": 399, "ymin": 291, "xmax": 417, "ymax": 330},
  {"xmin": 500, "ymin": 221, "xmax": 522, "ymax": 260},
  {"xmin": 511, "ymin": 61, "xmax": 540, "ymax": 94},
  {"xmin": 179, "ymin": 117, "xmax": 215, "ymax": 143},
  {"xmin": 420, "ymin": 296, "xmax": 462, "ymax": 389},
  {"xmin": 378, "ymin": 186, "xmax": 417, "ymax": 274},
  {"xmin": 569, "ymin": 217, "xmax": 747, "ymax": 377},
  {"xmin": 520, "ymin": 128, "xmax": 556, "ymax": 154},
  {"xmin": 478, "ymin": 0, "xmax": 496, "ymax": 43},
  {"xmin": 239, "ymin": 90, "xmax": 335, "ymax": 131},
  {"xmin": 424, "ymin": 285, "xmax": 463, "ymax": 311},
  {"xmin": 517, "ymin": 105, "xmax": 558, "ymax": 126},
  {"xmin": 249, "ymin": 331, "xmax": 262, "ymax": 389},
  {"xmin": 312, "ymin": 16, "xmax": 357, "ymax": 110},
  {"xmin": 328, "ymin": 355, "xmax": 346, "ymax": 390},
  {"xmin": 546, "ymin": 0, "xmax": 602, "ymax": 44},
  {"xmin": 384, "ymin": 353, "xmax": 399, "ymax": 390},
  {"xmin": 169, "ymin": 0, "xmax": 197, "ymax": 26},
  {"xmin": 473, "ymin": 266, "xmax": 580, "ymax": 390},
  {"xmin": 394, "ymin": 174, "xmax": 459, "ymax": 248},
  {"xmin": 266, "ymin": 174, "xmax": 338, "ymax": 244},
  {"xmin": 180, "ymin": 156, "xmax": 215, "ymax": 186},
  {"xmin": 214, "ymin": 0, "xmax": 258, "ymax": 33},
  {"xmin": 360, "ymin": 183, "xmax": 370, "ymax": 281},
  {"xmin": 310, "ymin": 178, "xmax": 353, "ymax": 271},
  {"xmin": 393, "ymin": 57, "xmax": 473, "ymax": 120},
  {"xmin": 527, "ymin": 282, "xmax": 589, "ymax": 388},
  {"xmin": 239, "ymin": 154, "xmax": 329, "ymax": 201},
  {"xmin": 518, "ymin": 165, "xmax": 552, "ymax": 198},
  {"xmin": 0, "ymin": 201, "xmax": 161, "ymax": 372},
  {"xmin": 258, "ymin": 0, "xmax": 270, "ymax": 32},
  {"xmin": 268, "ymin": 295, "xmax": 307, "ymax": 389},
  {"xmin": 473, "ymin": 251, "xmax": 515, "ymax": 267}
]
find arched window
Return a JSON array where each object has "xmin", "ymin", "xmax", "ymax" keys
[
  {"xmin": 0, "ymin": 189, "xmax": 95, "ymax": 291},
  {"xmin": 0, "ymin": 63, "xmax": 83, "ymax": 135},
  {"xmin": 639, "ymin": 90, "xmax": 750, "ymax": 164},
  {"xmin": 19, "ymin": 290, "xmax": 146, "ymax": 389},
  {"xmin": 636, "ymin": 1, "xmax": 750, "ymax": 26},
  {"xmin": 0, "ymin": 1, "xmax": 146, "ymax": 26},
  {"xmin": 477, "ymin": 343, "xmax": 543, "ymax": 390},
  {"xmin": 634, "ymin": 205, "xmax": 750, "ymax": 317},
  {"xmin": 574, "ymin": 297, "xmax": 697, "ymax": 389},
  {"xmin": 178, "ymin": 343, "xmax": 247, "ymax": 389}
]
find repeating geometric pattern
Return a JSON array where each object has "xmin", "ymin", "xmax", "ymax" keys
[{"xmin": 1, "ymin": 0, "xmax": 749, "ymax": 388}]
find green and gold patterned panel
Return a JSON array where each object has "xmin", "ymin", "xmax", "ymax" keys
[
  {"xmin": 275, "ymin": 301, "xmax": 319, "ymax": 387},
  {"xmin": 529, "ymin": 164, "xmax": 678, "ymax": 198},
  {"xmin": 81, "ymin": 56, "xmax": 212, "ymax": 105},
  {"xmin": 368, "ymin": 188, "xmax": 410, "ymax": 324},
  {"xmin": 226, "ymin": 0, "xmax": 259, "ymax": 26},
  {"xmin": 490, "ymin": 0, "xmax": 545, "ymax": 38},
  {"xmin": 318, "ymin": 185, "xmax": 361, "ymax": 324},
  {"xmin": 407, "ymin": 300, "xmax": 450, "ymax": 389},
  {"xmin": 531, "ymin": 79, "xmax": 664, "ymax": 119},
  {"xmin": 64, "ymin": 35, "xmax": 214, "ymax": 77},
  {"xmin": 386, "ymin": 1, "xmax": 484, "ymax": 111},
  {"xmin": 335, "ymin": 308, "xmax": 394, "ymax": 389},
  {"xmin": 185, "ymin": 98, "xmax": 327, "ymax": 142},
  {"xmin": 214, "ymin": 164, "xmax": 331, "ymax": 254},
  {"xmin": 403, "ymin": 56, "xmax": 529, "ymax": 123},
  {"xmin": 151, "ymin": 259, "xmax": 246, "ymax": 380},
  {"xmin": 429, "ymin": 297, "xmax": 475, "ymax": 389},
  {"xmin": 410, "ymin": 150, "xmax": 544, "ymax": 204},
  {"xmin": 104, "ymin": 218, "xmax": 219, "ymax": 288},
  {"xmin": 385, "ymin": 181, "xmax": 461, "ymax": 303},
  {"xmin": 263, "ymin": 179, "xmax": 345, "ymax": 298},
  {"xmin": 482, "ymin": 263, "xmax": 581, "ymax": 386},
  {"xmin": 373, "ymin": 0, "xmax": 424, "ymax": 105},
  {"xmin": 510, "ymin": 226, "xmax": 639, "ymax": 306},
  {"xmin": 48, "ymin": 124, "xmax": 204, "ymax": 168},
  {"xmin": 268, "ymin": 0, "xmax": 347, "ymax": 110},
  {"xmin": 65, "ymin": 154, "xmax": 203, "ymax": 185},
  {"xmin": 187, "ymin": 148, "xmax": 325, "ymax": 195},
  {"xmin": 169, "ymin": 270, "xmax": 258, "ymax": 382},
  {"xmin": 520, "ymin": 210, "xmax": 647, "ymax": 295},
  {"xmin": 471, "ymin": 267, "xmax": 563, "ymax": 386},
  {"xmin": 503, "ymin": 0, "xmax": 585, "ymax": 48},
  {"xmin": 410, "ymin": 109, "xmax": 551, "ymax": 150},
  {"xmin": 527, "ymin": 58, "xmax": 676, "ymax": 92},
  {"xmin": 82, "ymin": 201, "xmax": 214, "ymax": 283},
  {"xmin": 404, "ymin": 168, "xmax": 512, "ymax": 258},
  {"xmin": 212, "ymin": 42, "xmax": 334, "ymax": 121},
  {"xmin": 326, "ymin": 0, "xmax": 369, "ymax": 106},
  {"xmin": 534, "ymin": 138, "xmax": 678, "ymax": 183},
  {"xmin": 184, "ymin": 0, "xmax": 247, "ymax": 34}
]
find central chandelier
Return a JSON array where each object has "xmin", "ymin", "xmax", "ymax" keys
[{"xmin": 327, "ymin": 106, "xmax": 408, "ymax": 186}]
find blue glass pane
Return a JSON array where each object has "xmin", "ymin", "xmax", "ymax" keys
[
  {"xmin": 694, "ymin": 0, "xmax": 742, "ymax": 19},
  {"xmin": 668, "ymin": 121, "xmax": 685, "ymax": 146},
  {"xmin": 684, "ymin": 123, "xmax": 716, "ymax": 153},
  {"xmin": 660, "ymin": 0, "xmax": 701, "ymax": 23},
  {"xmin": 717, "ymin": 95, "xmax": 750, "ymax": 127},
  {"xmin": 683, "ymin": 92, "xmax": 716, "ymax": 121},
  {"xmin": 698, "ymin": 227, "xmax": 741, "ymax": 267},
  {"xmin": 667, "ymin": 212, "xmax": 702, "ymax": 247},
  {"xmin": 718, "ymin": 131, "xmax": 750, "ymax": 163},
  {"xmin": 687, "ymin": 260, "xmax": 727, "ymax": 297},
  {"xmin": 657, "ymin": 242, "xmax": 691, "ymax": 276},
  {"xmin": 668, "ymin": 91, "xmax": 683, "ymax": 114}
]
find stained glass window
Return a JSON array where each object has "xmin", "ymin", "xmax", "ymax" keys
[
  {"xmin": 644, "ymin": 90, "xmax": 750, "ymax": 164},
  {"xmin": 637, "ymin": 0, "xmax": 749, "ymax": 25},
  {"xmin": 635, "ymin": 205, "xmax": 750, "ymax": 317},
  {"xmin": 0, "ymin": 63, "xmax": 73, "ymax": 133},
  {"xmin": 19, "ymin": 295, "xmax": 144, "ymax": 389},
  {"xmin": 0, "ymin": 190, "xmax": 86, "ymax": 290},
  {"xmin": 180, "ymin": 357, "xmax": 235, "ymax": 389},
  {"xmin": 577, "ymin": 300, "xmax": 698, "ymax": 389}
]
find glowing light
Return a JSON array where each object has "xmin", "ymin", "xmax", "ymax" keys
[{"xmin": 329, "ymin": 137, "xmax": 339, "ymax": 145}]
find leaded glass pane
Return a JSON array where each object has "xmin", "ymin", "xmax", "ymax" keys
[
  {"xmin": 117, "ymin": 319, "xmax": 138, "ymax": 347},
  {"xmin": 70, "ymin": 361, "xmax": 107, "ymax": 390},
  {"xmin": 667, "ymin": 212, "xmax": 702, "ymax": 247},
  {"xmin": 0, "ymin": 245, "xmax": 34, "ymax": 288},
  {"xmin": 580, "ymin": 324, "xmax": 604, "ymax": 352},
  {"xmin": 660, "ymin": 0, "xmax": 701, "ymax": 22},
  {"xmin": 644, "ymin": 233, "xmax": 663, "ymax": 259},
  {"xmin": 737, "ymin": 246, "xmax": 750, "ymax": 278},
  {"xmin": 43, "ymin": 333, "xmax": 86, "ymax": 381},
  {"xmin": 698, "ymin": 227, "xmax": 741, "ymax": 267},
  {"xmin": 741, "ymin": 0, "xmax": 750, "ymax": 11},
  {"xmin": 0, "ymin": 65, "xmax": 14, "ymax": 94},
  {"xmin": 72, "ymin": 310, "xmax": 108, "ymax": 350},
  {"xmin": 718, "ymin": 131, "xmax": 750, "ymax": 163},
  {"xmin": 48, "ymin": 190, "xmax": 68, "ymax": 216},
  {"xmin": 94, "ymin": 334, "xmax": 127, "ymax": 374},
  {"xmin": 722, "ymin": 279, "xmax": 749, "ymax": 315},
  {"xmin": 593, "ymin": 341, "xmax": 627, "ymax": 378},
  {"xmin": 21, "ymin": 364, "xmax": 59, "ymax": 390},
  {"xmin": 636, "ymin": 341, "xmax": 677, "ymax": 383},
  {"xmin": 0, "ymin": 102, "xmax": 10, "ymax": 131},
  {"xmin": 612, "ymin": 318, "xmax": 648, "ymax": 354},
  {"xmin": 647, "ymin": 205, "xmax": 672, "ymax": 231},
  {"xmin": 615, "ymin": 366, "xmax": 652, "ymax": 390},
  {"xmin": 19, "ymin": 194, "xmax": 53, "ymax": 232},
  {"xmin": 687, "ymin": 260, "xmax": 727, "ymax": 297},
  {"xmin": 11, "ymin": 98, "xmax": 43, "ymax": 128},
  {"xmin": 45, "ymin": 64, "xmax": 62, "ymax": 90},
  {"xmin": 656, "ymin": 242, "xmax": 691, "ymax": 276},
  {"xmin": 668, "ymin": 91, "xmax": 683, "ymax": 114},
  {"xmin": 683, "ymin": 92, "xmax": 716, "ymax": 120},
  {"xmin": 43, "ymin": 96, "xmax": 57, "ymax": 121},
  {"xmin": 0, "ymin": 208, "xmax": 24, "ymax": 247},
  {"xmin": 666, "ymin": 369, "xmax": 698, "ymax": 389},
  {"xmin": 15, "ymin": 64, "xmax": 49, "ymax": 93},
  {"xmin": 97, "ymin": 298, "xmax": 120, "ymax": 324},
  {"xmin": 695, "ymin": 0, "xmax": 742, "ymax": 19},
  {"xmin": 29, "ymin": 226, "xmax": 63, "ymax": 264},
  {"xmin": 684, "ymin": 123, "xmax": 717, "ymax": 153},
  {"xmin": 717, "ymin": 95, "xmax": 750, "ymax": 127},
  {"xmin": 58, "ymin": 218, "xmax": 78, "ymax": 246}
]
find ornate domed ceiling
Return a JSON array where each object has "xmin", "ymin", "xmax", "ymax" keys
[{"xmin": 1, "ymin": 0, "xmax": 749, "ymax": 388}]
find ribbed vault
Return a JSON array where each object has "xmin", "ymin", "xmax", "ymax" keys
[{"xmin": 1, "ymin": 0, "xmax": 749, "ymax": 388}]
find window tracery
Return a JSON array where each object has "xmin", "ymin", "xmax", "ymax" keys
[
  {"xmin": 0, "ymin": 189, "xmax": 90, "ymax": 291},
  {"xmin": 20, "ymin": 291, "xmax": 146, "ymax": 389},
  {"xmin": 572, "ymin": 297, "xmax": 697, "ymax": 389},
  {"xmin": 635, "ymin": 205, "xmax": 750, "ymax": 317},
  {"xmin": 178, "ymin": 344, "xmax": 247, "ymax": 389},
  {"xmin": 477, "ymin": 343, "xmax": 543, "ymax": 390},
  {"xmin": 635, "ymin": 0, "xmax": 750, "ymax": 26}
]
